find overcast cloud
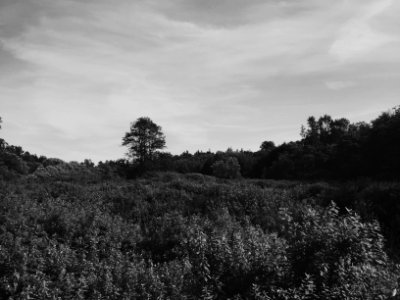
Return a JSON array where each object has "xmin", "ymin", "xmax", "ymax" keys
[{"xmin": 0, "ymin": 0, "xmax": 399, "ymax": 162}]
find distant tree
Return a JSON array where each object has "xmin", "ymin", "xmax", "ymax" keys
[
  {"xmin": 301, "ymin": 115, "xmax": 351, "ymax": 145},
  {"xmin": 260, "ymin": 141, "xmax": 275, "ymax": 152},
  {"xmin": 0, "ymin": 117, "xmax": 5, "ymax": 150},
  {"xmin": 348, "ymin": 122, "xmax": 370, "ymax": 139},
  {"xmin": 122, "ymin": 117, "xmax": 166, "ymax": 163},
  {"xmin": 226, "ymin": 147, "xmax": 234, "ymax": 153},
  {"xmin": 301, "ymin": 116, "xmax": 319, "ymax": 143},
  {"xmin": 330, "ymin": 118, "xmax": 350, "ymax": 138},
  {"xmin": 366, "ymin": 106, "xmax": 400, "ymax": 177},
  {"xmin": 82, "ymin": 159, "xmax": 95, "ymax": 168},
  {"xmin": 212, "ymin": 157, "xmax": 241, "ymax": 179}
]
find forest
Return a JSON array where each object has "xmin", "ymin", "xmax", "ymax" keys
[{"xmin": 1, "ymin": 106, "xmax": 400, "ymax": 299}]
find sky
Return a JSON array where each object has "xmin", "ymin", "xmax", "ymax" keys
[{"xmin": 0, "ymin": 0, "xmax": 399, "ymax": 162}]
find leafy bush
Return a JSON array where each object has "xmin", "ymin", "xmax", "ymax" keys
[
  {"xmin": 0, "ymin": 175, "xmax": 399, "ymax": 299},
  {"xmin": 278, "ymin": 204, "xmax": 396, "ymax": 299},
  {"xmin": 32, "ymin": 161, "xmax": 101, "ymax": 182},
  {"xmin": 212, "ymin": 157, "xmax": 241, "ymax": 179}
]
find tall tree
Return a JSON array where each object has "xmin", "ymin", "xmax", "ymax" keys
[{"xmin": 122, "ymin": 117, "xmax": 166, "ymax": 163}]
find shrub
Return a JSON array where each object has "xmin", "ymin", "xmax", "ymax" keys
[
  {"xmin": 32, "ymin": 161, "xmax": 101, "ymax": 182},
  {"xmin": 0, "ymin": 175, "xmax": 399, "ymax": 299},
  {"xmin": 211, "ymin": 157, "xmax": 241, "ymax": 179},
  {"xmin": 278, "ymin": 203, "xmax": 397, "ymax": 299}
]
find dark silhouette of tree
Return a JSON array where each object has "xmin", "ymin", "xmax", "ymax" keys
[
  {"xmin": 211, "ymin": 157, "xmax": 241, "ymax": 179},
  {"xmin": 260, "ymin": 141, "xmax": 275, "ymax": 152},
  {"xmin": 330, "ymin": 118, "xmax": 350, "ymax": 141},
  {"xmin": 122, "ymin": 117, "xmax": 166, "ymax": 163},
  {"xmin": 0, "ymin": 117, "xmax": 6, "ymax": 151},
  {"xmin": 301, "ymin": 116, "xmax": 319, "ymax": 144},
  {"xmin": 366, "ymin": 106, "xmax": 400, "ymax": 178}
]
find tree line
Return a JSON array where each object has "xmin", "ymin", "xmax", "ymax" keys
[
  {"xmin": 1, "ymin": 105, "xmax": 400, "ymax": 181},
  {"xmin": 117, "ymin": 106, "xmax": 400, "ymax": 180}
]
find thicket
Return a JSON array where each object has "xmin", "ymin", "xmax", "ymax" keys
[{"xmin": 0, "ymin": 172, "xmax": 399, "ymax": 299}]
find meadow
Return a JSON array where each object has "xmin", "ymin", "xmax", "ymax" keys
[{"xmin": 1, "ymin": 169, "xmax": 399, "ymax": 299}]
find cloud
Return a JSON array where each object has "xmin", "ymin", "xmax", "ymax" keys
[
  {"xmin": 330, "ymin": 0, "xmax": 396, "ymax": 62},
  {"xmin": 325, "ymin": 81, "xmax": 356, "ymax": 90},
  {"xmin": 0, "ymin": 0, "xmax": 399, "ymax": 161}
]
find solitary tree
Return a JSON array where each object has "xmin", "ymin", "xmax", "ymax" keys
[
  {"xmin": 122, "ymin": 117, "xmax": 166, "ymax": 163},
  {"xmin": 260, "ymin": 140, "xmax": 275, "ymax": 152}
]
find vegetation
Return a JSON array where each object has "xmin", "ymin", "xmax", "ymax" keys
[
  {"xmin": 1, "ymin": 174, "xmax": 399, "ymax": 299},
  {"xmin": 113, "ymin": 106, "xmax": 400, "ymax": 180},
  {"xmin": 212, "ymin": 157, "xmax": 241, "ymax": 179},
  {"xmin": 122, "ymin": 117, "xmax": 166, "ymax": 164},
  {"xmin": 0, "ymin": 107, "xmax": 400, "ymax": 299}
]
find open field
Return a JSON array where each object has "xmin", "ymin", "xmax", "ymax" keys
[{"xmin": 1, "ymin": 172, "xmax": 399, "ymax": 299}]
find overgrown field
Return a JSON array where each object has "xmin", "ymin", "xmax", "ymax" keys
[{"xmin": 1, "ymin": 172, "xmax": 400, "ymax": 299}]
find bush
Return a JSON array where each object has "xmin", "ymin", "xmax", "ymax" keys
[
  {"xmin": 278, "ymin": 203, "xmax": 397, "ymax": 299},
  {"xmin": 32, "ymin": 161, "xmax": 101, "ymax": 182},
  {"xmin": 0, "ymin": 175, "xmax": 399, "ymax": 299},
  {"xmin": 212, "ymin": 157, "xmax": 241, "ymax": 179}
]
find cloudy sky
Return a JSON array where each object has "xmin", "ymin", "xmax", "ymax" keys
[{"xmin": 0, "ymin": 0, "xmax": 399, "ymax": 162}]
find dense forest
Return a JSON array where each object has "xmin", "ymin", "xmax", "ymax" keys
[{"xmin": 1, "ymin": 107, "xmax": 400, "ymax": 299}]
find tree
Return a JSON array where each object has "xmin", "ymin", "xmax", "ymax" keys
[
  {"xmin": 211, "ymin": 157, "xmax": 241, "ymax": 179},
  {"xmin": 0, "ymin": 117, "xmax": 6, "ymax": 151},
  {"xmin": 260, "ymin": 141, "xmax": 275, "ymax": 152},
  {"xmin": 122, "ymin": 117, "xmax": 166, "ymax": 163}
]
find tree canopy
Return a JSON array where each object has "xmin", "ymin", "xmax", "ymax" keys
[{"xmin": 122, "ymin": 117, "xmax": 166, "ymax": 163}]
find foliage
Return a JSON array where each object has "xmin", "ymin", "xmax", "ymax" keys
[
  {"xmin": 0, "ymin": 174, "xmax": 399, "ymax": 299},
  {"xmin": 31, "ymin": 161, "xmax": 101, "ymax": 182},
  {"xmin": 212, "ymin": 157, "xmax": 241, "ymax": 179},
  {"xmin": 1, "ymin": 107, "xmax": 400, "ymax": 298},
  {"xmin": 2, "ymin": 106, "xmax": 400, "ymax": 181},
  {"xmin": 91, "ymin": 105, "xmax": 400, "ymax": 181},
  {"xmin": 260, "ymin": 140, "xmax": 276, "ymax": 152},
  {"xmin": 122, "ymin": 117, "xmax": 166, "ymax": 163}
]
